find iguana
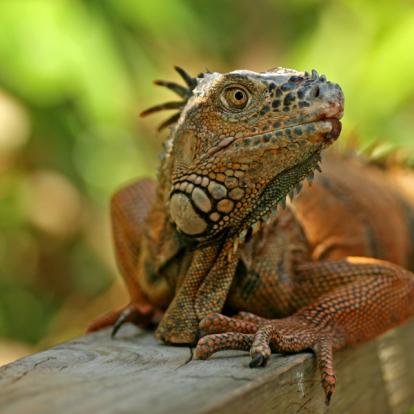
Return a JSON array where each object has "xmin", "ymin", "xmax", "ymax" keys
[{"xmin": 87, "ymin": 66, "xmax": 414, "ymax": 403}]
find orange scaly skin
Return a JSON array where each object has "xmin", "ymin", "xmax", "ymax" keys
[{"xmin": 87, "ymin": 67, "xmax": 414, "ymax": 403}]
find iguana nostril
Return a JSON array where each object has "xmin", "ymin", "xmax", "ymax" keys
[{"xmin": 311, "ymin": 85, "xmax": 321, "ymax": 98}]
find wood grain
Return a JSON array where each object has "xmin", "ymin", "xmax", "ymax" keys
[{"xmin": 1, "ymin": 319, "xmax": 414, "ymax": 414}]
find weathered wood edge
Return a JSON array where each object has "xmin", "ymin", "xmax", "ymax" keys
[
  {"xmin": 202, "ymin": 318, "xmax": 414, "ymax": 414},
  {"xmin": 1, "ymin": 318, "xmax": 414, "ymax": 414}
]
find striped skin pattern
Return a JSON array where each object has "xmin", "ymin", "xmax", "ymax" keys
[{"xmin": 87, "ymin": 67, "xmax": 414, "ymax": 403}]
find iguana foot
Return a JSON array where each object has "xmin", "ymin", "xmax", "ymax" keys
[
  {"xmin": 87, "ymin": 301, "xmax": 159, "ymax": 338},
  {"xmin": 195, "ymin": 312, "xmax": 336, "ymax": 404}
]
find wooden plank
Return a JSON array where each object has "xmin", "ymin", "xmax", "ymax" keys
[{"xmin": 1, "ymin": 318, "xmax": 414, "ymax": 414}]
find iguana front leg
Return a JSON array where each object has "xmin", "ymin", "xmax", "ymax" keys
[
  {"xmin": 156, "ymin": 238, "xmax": 239, "ymax": 344},
  {"xmin": 195, "ymin": 258, "xmax": 414, "ymax": 402}
]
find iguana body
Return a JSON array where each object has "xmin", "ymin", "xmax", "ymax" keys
[{"xmin": 88, "ymin": 67, "xmax": 414, "ymax": 403}]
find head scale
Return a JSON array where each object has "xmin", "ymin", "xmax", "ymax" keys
[{"xmin": 142, "ymin": 66, "xmax": 344, "ymax": 243}]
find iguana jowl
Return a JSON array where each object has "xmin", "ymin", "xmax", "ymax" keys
[{"xmin": 88, "ymin": 67, "xmax": 414, "ymax": 403}]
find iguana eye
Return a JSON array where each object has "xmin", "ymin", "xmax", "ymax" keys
[{"xmin": 221, "ymin": 86, "xmax": 250, "ymax": 111}]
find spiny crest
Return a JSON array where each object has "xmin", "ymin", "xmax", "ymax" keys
[
  {"xmin": 228, "ymin": 162, "xmax": 321, "ymax": 260},
  {"xmin": 140, "ymin": 66, "xmax": 201, "ymax": 131}
]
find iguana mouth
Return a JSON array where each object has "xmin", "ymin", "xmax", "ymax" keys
[
  {"xmin": 203, "ymin": 117, "xmax": 342, "ymax": 160},
  {"xmin": 271, "ymin": 117, "xmax": 342, "ymax": 143},
  {"xmin": 324, "ymin": 118, "xmax": 342, "ymax": 141}
]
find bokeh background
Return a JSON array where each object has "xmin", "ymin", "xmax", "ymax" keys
[{"xmin": 1, "ymin": 0, "xmax": 414, "ymax": 365}]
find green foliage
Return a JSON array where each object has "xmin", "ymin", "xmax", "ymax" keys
[{"xmin": 0, "ymin": 0, "xmax": 413, "ymax": 348}]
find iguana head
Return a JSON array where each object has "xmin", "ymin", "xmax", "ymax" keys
[{"xmin": 142, "ymin": 67, "xmax": 344, "ymax": 245}]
